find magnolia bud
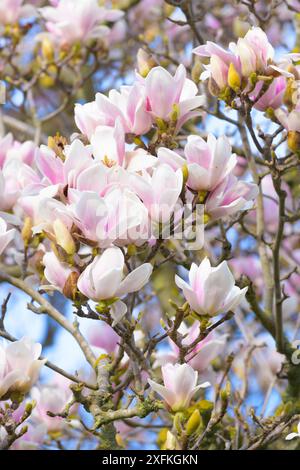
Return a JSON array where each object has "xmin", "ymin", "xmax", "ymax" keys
[
  {"xmin": 287, "ymin": 130, "xmax": 300, "ymax": 153},
  {"xmin": 41, "ymin": 37, "xmax": 55, "ymax": 62},
  {"xmin": 186, "ymin": 409, "xmax": 201, "ymax": 436},
  {"xmin": 164, "ymin": 431, "xmax": 180, "ymax": 450},
  {"xmin": 137, "ymin": 49, "xmax": 157, "ymax": 78},
  {"xmin": 53, "ymin": 219, "xmax": 76, "ymax": 255},
  {"xmin": 22, "ymin": 217, "xmax": 33, "ymax": 247},
  {"xmin": 228, "ymin": 63, "xmax": 241, "ymax": 92},
  {"xmin": 62, "ymin": 271, "xmax": 80, "ymax": 300},
  {"xmin": 191, "ymin": 57, "xmax": 202, "ymax": 83},
  {"xmin": 182, "ymin": 164, "xmax": 189, "ymax": 186}
]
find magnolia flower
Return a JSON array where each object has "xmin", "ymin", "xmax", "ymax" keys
[
  {"xmin": 205, "ymin": 174, "xmax": 258, "ymax": 221},
  {"xmin": 31, "ymin": 381, "xmax": 74, "ymax": 432},
  {"xmin": 90, "ymin": 119, "xmax": 156, "ymax": 172},
  {"xmin": 0, "ymin": 159, "xmax": 40, "ymax": 211},
  {"xmin": 286, "ymin": 422, "xmax": 300, "ymax": 441},
  {"xmin": 3, "ymin": 139, "xmax": 38, "ymax": 167},
  {"xmin": 175, "ymin": 257, "xmax": 247, "ymax": 317},
  {"xmin": 130, "ymin": 164, "xmax": 183, "ymax": 224},
  {"xmin": 36, "ymin": 139, "xmax": 94, "ymax": 189},
  {"xmin": 40, "ymin": 0, "xmax": 123, "ymax": 46},
  {"xmin": 77, "ymin": 247, "xmax": 153, "ymax": 325},
  {"xmin": 194, "ymin": 27, "xmax": 279, "ymax": 92},
  {"xmin": 252, "ymin": 76, "xmax": 286, "ymax": 112},
  {"xmin": 275, "ymin": 106, "xmax": 300, "ymax": 132},
  {"xmin": 75, "ymin": 84, "xmax": 152, "ymax": 139},
  {"xmin": 142, "ymin": 64, "xmax": 204, "ymax": 127},
  {"xmin": 154, "ymin": 322, "xmax": 227, "ymax": 373},
  {"xmin": 0, "ymin": 217, "xmax": 15, "ymax": 255},
  {"xmin": 148, "ymin": 363, "xmax": 210, "ymax": 411},
  {"xmin": 88, "ymin": 322, "xmax": 120, "ymax": 354},
  {"xmin": 0, "ymin": 0, "xmax": 35, "ymax": 25},
  {"xmin": 233, "ymin": 27, "xmax": 274, "ymax": 77},
  {"xmin": 193, "ymin": 41, "xmax": 238, "ymax": 91},
  {"xmin": 43, "ymin": 252, "xmax": 79, "ymax": 294},
  {"xmin": 158, "ymin": 134, "xmax": 236, "ymax": 192},
  {"xmin": 0, "ymin": 337, "xmax": 46, "ymax": 400},
  {"xmin": 69, "ymin": 187, "xmax": 149, "ymax": 247}
]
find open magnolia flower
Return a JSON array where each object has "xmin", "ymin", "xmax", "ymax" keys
[
  {"xmin": 158, "ymin": 133, "xmax": 237, "ymax": 192},
  {"xmin": 40, "ymin": 0, "xmax": 123, "ymax": 46},
  {"xmin": 0, "ymin": 0, "xmax": 35, "ymax": 25},
  {"xmin": 77, "ymin": 247, "xmax": 153, "ymax": 325},
  {"xmin": 175, "ymin": 257, "xmax": 247, "ymax": 317},
  {"xmin": 148, "ymin": 363, "xmax": 210, "ymax": 412},
  {"xmin": 0, "ymin": 337, "xmax": 46, "ymax": 400},
  {"xmin": 141, "ymin": 64, "xmax": 204, "ymax": 128},
  {"xmin": 154, "ymin": 322, "xmax": 228, "ymax": 374}
]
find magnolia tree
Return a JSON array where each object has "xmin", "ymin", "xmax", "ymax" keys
[{"xmin": 0, "ymin": 0, "xmax": 300, "ymax": 452}]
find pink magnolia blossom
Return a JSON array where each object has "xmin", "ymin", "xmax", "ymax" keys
[
  {"xmin": 154, "ymin": 321, "xmax": 227, "ymax": 373},
  {"xmin": 194, "ymin": 27, "xmax": 283, "ymax": 90},
  {"xmin": 0, "ymin": 159, "xmax": 41, "ymax": 211},
  {"xmin": 90, "ymin": 119, "xmax": 156, "ymax": 171},
  {"xmin": 205, "ymin": 174, "xmax": 258, "ymax": 221},
  {"xmin": 36, "ymin": 139, "xmax": 93, "ymax": 189},
  {"xmin": 89, "ymin": 322, "xmax": 120, "ymax": 354},
  {"xmin": 175, "ymin": 257, "xmax": 247, "ymax": 317},
  {"xmin": 193, "ymin": 41, "xmax": 238, "ymax": 90},
  {"xmin": 0, "ymin": 0, "xmax": 35, "ymax": 25},
  {"xmin": 275, "ymin": 102, "xmax": 300, "ymax": 132},
  {"xmin": 158, "ymin": 134, "xmax": 236, "ymax": 192},
  {"xmin": 130, "ymin": 164, "xmax": 183, "ymax": 224},
  {"xmin": 0, "ymin": 337, "xmax": 46, "ymax": 400},
  {"xmin": 0, "ymin": 217, "xmax": 15, "ymax": 255},
  {"xmin": 148, "ymin": 363, "xmax": 210, "ymax": 411},
  {"xmin": 141, "ymin": 64, "xmax": 204, "ymax": 126},
  {"xmin": 252, "ymin": 76, "xmax": 286, "ymax": 111},
  {"xmin": 69, "ymin": 186, "xmax": 149, "ymax": 247},
  {"xmin": 31, "ymin": 381, "xmax": 74, "ymax": 432},
  {"xmin": 40, "ymin": 0, "xmax": 123, "ymax": 46},
  {"xmin": 77, "ymin": 247, "xmax": 153, "ymax": 325},
  {"xmin": 75, "ymin": 83, "xmax": 152, "ymax": 139},
  {"xmin": 21, "ymin": 194, "xmax": 73, "ymax": 237},
  {"xmin": 43, "ymin": 251, "xmax": 78, "ymax": 293},
  {"xmin": 232, "ymin": 27, "xmax": 274, "ymax": 77}
]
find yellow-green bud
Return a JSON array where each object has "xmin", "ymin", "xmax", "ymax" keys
[
  {"xmin": 53, "ymin": 219, "xmax": 76, "ymax": 255},
  {"xmin": 41, "ymin": 37, "xmax": 55, "ymax": 62},
  {"xmin": 228, "ymin": 63, "xmax": 241, "ymax": 92},
  {"xmin": 182, "ymin": 164, "xmax": 189, "ymax": 185},
  {"xmin": 22, "ymin": 217, "xmax": 32, "ymax": 247},
  {"xmin": 137, "ymin": 49, "xmax": 157, "ymax": 78},
  {"xmin": 186, "ymin": 409, "xmax": 201, "ymax": 436},
  {"xmin": 287, "ymin": 130, "xmax": 300, "ymax": 153}
]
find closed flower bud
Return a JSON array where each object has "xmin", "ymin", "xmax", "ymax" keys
[
  {"xmin": 137, "ymin": 49, "xmax": 157, "ymax": 78},
  {"xmin": 164, "ymin": 431, "xmax": 180, "ymax": 450},
  {"xmin": 22, "ymin": 217, "xmax": 33, "ymax": 247},
  {"xmin": 287, "ymin": 130, "xmax": 300, "ymax": 153},
  {"xmin": 41, "ymin": 37, "xmax": 55, "ymax": 62},
  {"xmin": 228, "ymin": 63, "xmax": 241, "ymax": 91},
  {"xmin": 62, "ymin": 271, "xmax": 80, "ymax": 300},
  {"xmin": 186, "ymin": 409, "xmax": 201, "ymax": 436},
  {"xmin": 53, "ymin": 219, "xmax": 76, "ymax": 255}
]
